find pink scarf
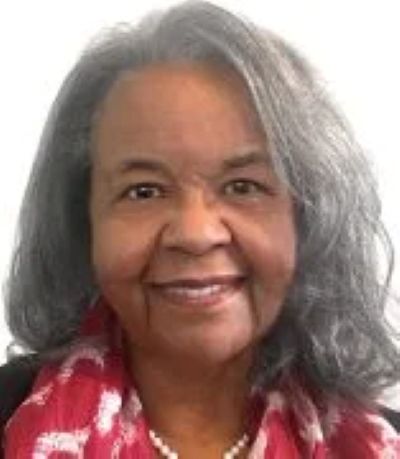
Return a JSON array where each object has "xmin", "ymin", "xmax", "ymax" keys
[{"xmin": 4, "ymin": 301, "xmax": 400, "ymax": 458}]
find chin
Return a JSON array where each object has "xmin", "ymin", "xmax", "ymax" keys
[{"xmin": 152, "ymin": 324, "xmax": 258, "ymax": 369}]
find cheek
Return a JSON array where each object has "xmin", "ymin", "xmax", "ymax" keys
[
  {"xmin": 91, "ymin": 217, "xmax": 158, "ymax": 285},
  {"xmin": 251, "ymin": 234, "xmax": 296, "ymax": 308},
  {"xmin": 250, "ymin": 228, "xmax": 296, "ymax": 336},
  {"xmin": 229, "ymin": 202, "xmax": 296, "ymax": 280},
  {"xmin": 229, "ymin": 206, "xmax": 297, "ymax": 324},
  {"xmin": 91, "ymin": 217, "xmax": 160, "ymax": 339},
  {"xmin": 253, "ymin": 221, "xmax": 296, "ymax": 288}
]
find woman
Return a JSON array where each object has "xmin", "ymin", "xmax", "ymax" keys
[{"xmin": 1, "ymin": 1, "xmax": 399, "ymax": 457}]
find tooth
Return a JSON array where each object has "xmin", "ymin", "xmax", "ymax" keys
[{"xmin": 165, "ymin": 284, "xmax": 224, "ymax": 298}]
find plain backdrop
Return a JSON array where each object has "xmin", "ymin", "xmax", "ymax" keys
[{"xmin": 0, "ymin": 0, "xmax": 399, "ymax": 406}]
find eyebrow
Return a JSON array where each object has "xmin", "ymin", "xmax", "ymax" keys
[
  {"xmin": 117, "ymin": 157, "xmax": 170, "ymax": 175},
  {"xmin": 221, "ymin": 150, "xmax": 270, "ymax": 171},
  {"xmin": 115, "ymin": 150, "xmax": 271, "ymax": 176}
]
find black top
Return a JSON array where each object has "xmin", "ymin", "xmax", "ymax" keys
[
  {"xmin": 0, "ymin": 355, "xmax": 41, "ymax": 441},
  {"xmin": 1, "ymin": 355, "xmax": 399, "ymax": 447}
]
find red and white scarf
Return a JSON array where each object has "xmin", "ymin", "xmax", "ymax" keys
[{"xmin": 4, "ymin": 301, "xmax": 400, "ymax": 458}]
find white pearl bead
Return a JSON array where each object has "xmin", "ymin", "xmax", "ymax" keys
[
  {"xmin": 154, "ymin": 436, "xmax": 163, "ymax": 448},
  {"xmin": 149, "ymin": 427, "xmax": 248, "ymax": 459},
  {"xmin": 161, "ymin": 444, "xmax": 170, "ymax": 455}
]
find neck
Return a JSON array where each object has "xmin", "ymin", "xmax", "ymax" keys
[{"xmin": 125, "ymin": 342, "xmax": 254, "ymax": 457}]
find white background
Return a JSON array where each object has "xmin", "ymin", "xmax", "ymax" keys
[{"xmin": 0, "ymin": 1, "xmax": 399, "ymax": 406}]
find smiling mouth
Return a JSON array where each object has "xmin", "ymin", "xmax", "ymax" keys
[{"xmin": 148, "ymin": 275, "xmax": 246, "ymax": 307}]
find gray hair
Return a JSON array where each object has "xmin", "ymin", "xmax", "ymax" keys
[{"xmin": 4, "ymin": 0, "xmax": 399, "ymax": 403}]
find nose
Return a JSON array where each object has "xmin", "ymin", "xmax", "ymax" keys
[{"xmin": 160, "ymin": 192, "xmax": 232, "ymax": 255}]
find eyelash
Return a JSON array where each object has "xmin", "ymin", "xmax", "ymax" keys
[
  {"xmin": 123, "ymin": 182, "xmax": 166, "ymax": 200},
  {"xmin": 222, "ymin": 179, "xmax": 270, "ymax": 197},
  {"xmin": 121, "ymin": 179, "xmax": 271, "ymax": 202}
]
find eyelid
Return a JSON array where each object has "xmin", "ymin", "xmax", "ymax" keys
[
  {"xmin": 120, "ymin": 182, "xmax": 167, "ymax": 200},
  {"xmin": 116, "ymin": 177, "xmax": 275, "ymax": 203},
  {"xmin": 222, "ymin": 178, "xmax": 273, "ymax": 195}
]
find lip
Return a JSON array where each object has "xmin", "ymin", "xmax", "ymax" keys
[
  {"xmin": 147, "ymin": 275, "xmax": 246, "ymax": 309},
  {"xmin": 150, "ymin": 275, "xmax": 245, "ymax": 288}
]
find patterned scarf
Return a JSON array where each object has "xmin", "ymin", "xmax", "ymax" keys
[{"xmin": 4, "ymin": 301, "xmax": 399, "ymax": 458}]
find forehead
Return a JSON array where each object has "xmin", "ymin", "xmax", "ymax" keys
[
  {"xmin": 91, "ymin": 61, "xmax": 267, "ymax": 173},
  {"xmin": 99, "ymin": 60, "xmax": 252, "ymax": 110}
]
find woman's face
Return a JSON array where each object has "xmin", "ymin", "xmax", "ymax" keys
[{"xmin": 90, "ymin": 62, "xmax": 296, "ymax": 366}]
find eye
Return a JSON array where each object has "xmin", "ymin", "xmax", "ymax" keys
[
  {"xmin": 124, "ymin": 183, "xmax": 165, "ymax": 200},
  {"xmin": 223, "ymin": 179, "xmax": 268, "ymax": 196}
]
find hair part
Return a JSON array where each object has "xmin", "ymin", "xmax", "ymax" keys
[{"xmin": 4, "ymin": 0, "xmax": 399, "ymax": 404}]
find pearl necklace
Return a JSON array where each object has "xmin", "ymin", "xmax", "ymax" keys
[{"xmin": 149, "ymin": 429, "xmax": 249, "ymax": 459}]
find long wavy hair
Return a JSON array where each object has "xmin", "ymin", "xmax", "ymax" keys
[{"xmin": 4, "ymin": 0, "xmax": 399, "ymax": 403}]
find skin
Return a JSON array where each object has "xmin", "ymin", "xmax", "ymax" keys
[{"xmin": 90, "ymin": 61, "xmax": 296, "ymax": 457}]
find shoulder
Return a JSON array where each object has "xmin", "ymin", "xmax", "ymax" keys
[
  {"xmin": 269, "ymin": 372, "xmax": 400, "ymax": 457},
  {"xmin": 326, "ymin": 402, "xmax": 400, "ymax": 457},
  {"xmin": 0, "ymin": 354, "xmax": 40, "ymax": 432},
  {"xmin": 289, "ymin": 371, "xmax": 400, "ymax": 433}
]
